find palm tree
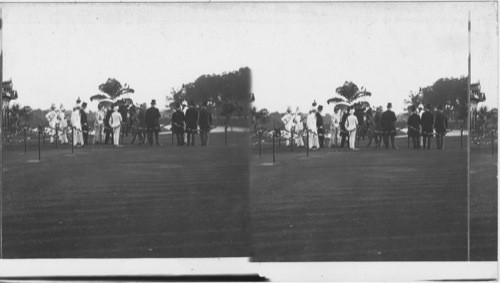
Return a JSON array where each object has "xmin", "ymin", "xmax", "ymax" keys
[
  {"xmin": 327, "ymin": 81, "xmax": 371, "ymax": 108},
  {"xmin": 90, "ymin": 78, "xmax": 135, "ymax": 107}
]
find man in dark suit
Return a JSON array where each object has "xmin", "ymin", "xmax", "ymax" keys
[
  {"xmin": 184, "ymin": 100, "xmax": 199, "ymax": 146},
  {"xmin": 316, "ymin": 105, "xmax": 325, "ymax": 148},
  {"xmin": 421, "ymin": 104, "xmax": 434, "ymax": 150},
  {"xmin": 381, "ymin": 102, "xmax": 397, "ymax": 149},
  {"xmin": 434, "ymin": 105, "xmax": 448, "ymax": 149},
  {"xmin": 198, "ymin": 101, "xmax": 213, "ymax": 146},
  {"xmin": 145, "ymin": 99, "xmax": 162, "ymax": 146},
  {"xmin": 80, "ymin": 102, "xmax": 89, "ymax": 145},
  {"xmin": 407, "ymin": 105, "xmax": 421, "ymax": 150},
  {"xmin": 171, "ymin": 102, "xmax": 185, "ymax": 146},
  {"xmin": 339, "ymin": 109, "xmax": 349, "ymax": 147}
]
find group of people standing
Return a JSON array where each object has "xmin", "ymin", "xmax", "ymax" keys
[
  {"xmin": 280, "ymin": 102, "xmax": 330, "ymax": 150},
  {"xmin": 45, "ymin": 98, "xmax": 89, "ymax": 147},
  {"xmin": 280, "ymin": 100, "xmax": 449, "ymax": 151},
  {"xmin": 45, "ymin": 97, "xmax": 213, "ymax": 148},
  {"xmin": 171, "ymin": 100, "xmax": 213, "ymax": 146},
  {"xmin": 407, "ymin": 103, "xmax": 449, "ymax": 150},
  {"xmin": 93, "ymin": 99, "xmax": 168, "ymax": 147}
]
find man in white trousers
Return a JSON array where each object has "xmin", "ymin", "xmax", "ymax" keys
[
  {"xmin": 110, "ymin": 105, "xmax": 123, "ymax": 147},
  {"xmin": 307, "ymin": 108, "xmax": 319, "ymax": 150},
  {"xmin": 346, "ymin": 107, "xmax": 359, "ymax": 150}
]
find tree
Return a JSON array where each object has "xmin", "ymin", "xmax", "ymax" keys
[
  {"xmin": 404, "ymin": 89, "xmax": 424, "ymax": 110},
  {"xmin": 167, "ymin": 67, "xmax": 253, "ymax": 124},
  {"xmin": 90, "ymin": 78, "xmax": 135, "ymax": 106},
  {"xmin": 327, "ymin": 81, "xmax": 372, "ymax": 106},
  {"xmin": 10, "ymin": 104, "xmax": 32, "ymax": 129},
  {"xmin": 420, "ymin": 77, "xmax": 468, "ymax": 120}
]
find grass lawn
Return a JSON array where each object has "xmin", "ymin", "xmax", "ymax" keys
[
  {"xmin": 2, "ymin": 131, "xmax": 250, "ymax": 258},
  {"xmin": 470, "ymin": 147, "xmax": 498, "ymax": 261},
  {"xmin": 250, "ymin": 136, "xmax": 471, "ymax": 261}
]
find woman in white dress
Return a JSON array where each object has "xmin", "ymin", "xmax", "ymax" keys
[
  {"xmin": 306, "ymin": 108, "xmax": 319, "ymax": 149},
  {"xmin": 293, "ymin": 108, "xmax": 304, "ymax": 147},
  {"xmin": 281, "ymin": 106, "xmax": 294, "ymax": 147},
  {"xmin": 71, "ymin": 105, "xmax": 84, "ymax": 147},
  {"xmin": 58, "ymin": 105, "xmax": 68, "ymax": 144},
  {"xmin": 45, "ymin": 104, "xmax": 58, "ymax": 143}
]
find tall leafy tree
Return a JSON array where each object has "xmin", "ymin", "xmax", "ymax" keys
[
  {"xmin": 90, "ymin": 78, "xmax": 135, "ymax": 106},
  {"xmin": 327, "ymin": 81, "xmax": 371, "ymax": 106},
  {"xmin": 167, "ymin": 67, "xmax": 253, "ymax": 120},
  {"xmin": 421, "ymin": 77, "xmax": 468, "ymax": 120}
]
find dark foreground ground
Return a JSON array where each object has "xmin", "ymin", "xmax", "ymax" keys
[
  {"xmin": 2, "ymin": 132, "xmax": 250, "ymax": 258},
  {"xmin": 470, "ymin": 147, "xmax": 498, "ymax": 261},
  {"xmin": 250, "ymin": 136, "xmax": 477, "ymax": 261}
]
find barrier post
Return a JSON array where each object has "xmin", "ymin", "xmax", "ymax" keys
[
  {"xmin": 100, "ymin": 125, "xmax": 103, "ymax": 149},
  {"xmin": 171, "ymin": 128, "xmax": 174, "ymax": 146},
  {"xmin": 407, "ymin": 134, "xmax": 410, "ymax": 149},
  {"xmin": 492, "ymin": 131, "xmax": 494, "ymax": 156},
  {"xmin": 259, "ymin": 132, "xmax": 262, "ymax": 157},
  {"xmin": 306, "ymin": 128, "xmax": 309, "ymax": 157},
  {"xmin": 38, "ymin": 128, "xmax": 41, "ymax": 160},
  {"xmin": 461, "ymin": 129, "xmax": 463, "ymax": 149},
  {"xmin": 24, "ymin": 128, "xmax": 27, "ymax": 154},
  {"xmin": 273, "ymin": 131, "xmax": 275, "ymax": 163},
  {"xmin": 225, "ymin": 125, "xmax": 228, "ymax": 146},
  {"xmin": 71, "ymin": 127, "xmax": 74, "ymax": 154}
]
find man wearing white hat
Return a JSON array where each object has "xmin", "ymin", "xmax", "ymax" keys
[{"xmin": 45, "ymin": 104, "xmax": 58, "ymax": 143}]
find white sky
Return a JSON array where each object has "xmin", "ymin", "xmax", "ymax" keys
[{"xmin": 3, "ymin": 2, "xmax": 498, "ymax": 114}]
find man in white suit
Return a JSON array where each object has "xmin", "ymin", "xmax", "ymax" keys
[{"xmin": 346, "ymin": 107, "xmax": 359, "ymax": 150}]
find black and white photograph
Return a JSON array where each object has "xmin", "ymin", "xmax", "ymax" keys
[{"xmin": 0, "ymin": 1, "xmax": 498, "ymax": 281}]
